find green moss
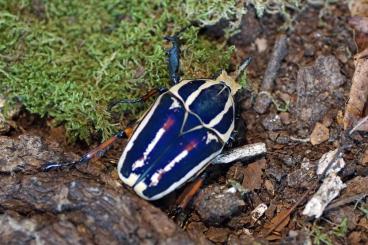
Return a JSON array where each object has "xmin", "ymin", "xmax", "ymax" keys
[{"xmin": 0, "ymin": 0, "xmax": 245, "ymax": 142}]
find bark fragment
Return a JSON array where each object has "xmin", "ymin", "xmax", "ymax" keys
[
  {"xmin": 343, "ymin": 48, "xmax": 368, "ymax": 129},
  {"xmin": 0, "ymin": 134, "xmax": 195, "ymax": 244}
]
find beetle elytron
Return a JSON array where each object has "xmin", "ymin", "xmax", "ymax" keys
[{"xmin": 42, "ymin": 34, "xmax": 250, "ymax": 201}]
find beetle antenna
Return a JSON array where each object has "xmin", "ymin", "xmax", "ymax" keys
[{"xmin": 235, "ymin": 56, "xmax": 252, "ymax": 80}]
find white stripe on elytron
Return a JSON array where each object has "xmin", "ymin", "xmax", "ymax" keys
[
  {"xmin": 132, "ymin": 96, "xmax": 182, "ymax": 170},
  {"xmin": 205, "ymin": 95, "xmax": 235, "ymax": 142},
  {"xmin": 146, "ymin": 148, "xmax": 224, "ymax": 200},
  {"xmin": 117, "ymin": 93, "xmax": 165, "ymax": 183},
  {"xmin": 133, "ymin": 181, "xmax": 148, "ymax": 197},
  {"xmin": 132, "ymin": 127, "xmax": 166, "ymax": 170},
  {"xmin": 119, "ymin": 172, "xmax": 140, "ymax": 187},
  {"xmin": 149, "ymin": 149, "xmax": 189, "ymax": 187}
]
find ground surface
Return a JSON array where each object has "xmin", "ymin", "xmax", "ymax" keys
[{"xmin": 1, "ymin": 1, "xmax": 367, "ymax": 245}]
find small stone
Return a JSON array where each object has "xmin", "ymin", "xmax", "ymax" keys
[
  {"xmin": 265, "ymin": 167, "xmax": 286, "ymax": 182},
  {"xmin": 281, "ymin": 230, "xmax": 312, "ymax": 245},
  {"xmin": 264, "ymin": 180, "xmax": 274, "ymax": 195},
  {"xmin": 205, "ymin": 227, "xmax": 230, "ymax": 243},
  {"xmin": 279, "ymin": 112, "xmax": 291, "ymax": 125},
  {"xmin": 194, "ymin": 185, "xmax": 245, "ymax": 225},
  {"xmin": 360, "ymin": 148, "xmax": 368, "ymax": 165},
  {"xmin": 287, "ymin": 159, "xmax": 315, "ymax": 188},
  {"xmin": 254, "ymin": 93, "xmax": 272, "ymax": 114},
  {"xmin": 304, "ymin": 43, "xmax": 315, "ymax": 57},
  {"xmin": 279, "ymin": 154, "xmax": 301, "ymax": 167},
  {"xmin": 255, "ymin": 38, "xmax": 268, "ymax": 53},
  {"xmin": 261, "ymin": 114, "xmax": 283, "ymax": 131},
  {"xmin": 310, "ymin": 123, "xmax": 329, "ymax": 145}
]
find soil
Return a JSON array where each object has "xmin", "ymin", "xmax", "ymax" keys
[{"xmin": 1, "ymin": 2, "xmax": 367, "ymax": 245}]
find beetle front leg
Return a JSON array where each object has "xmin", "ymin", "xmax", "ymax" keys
[
  {"xmin": 164, "ymin": 35, "xmax": 181, "ymax": 85},
  {"xmin": 41, "ymin": 129, "xmax": 132, "ymax": 171}
]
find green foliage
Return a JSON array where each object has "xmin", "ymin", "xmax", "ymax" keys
[
  {"xmin": 359, "ymin": 204, "xmax": 368, "ymax": 218},
  {"xmin": 332, "ymin": 218, "xmax": 348, "ymax": 238},
  {"xmin": 311, "ymin": 218, "xmax": 349, "ymax": 245},
  {"xmin": 0, "ymin": 0, "xmax": 243, "ymax": 142},
  {"xmin": 312, "ymin": 226, "xmax": 333, "ymax": 245}
]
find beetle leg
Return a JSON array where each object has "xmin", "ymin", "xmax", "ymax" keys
[
  {"xmin": 108, "ymin": 87, "xmax": 168, "ymax": 110},
  {"xmin": 41, "ymin": 129, "xmax": 132, "ymax": 171},
  {"xmin": 169, "ymin": 172, "xmax": 208, "ymax": 227},
  {"xmin": 176, "ymin": 172, "xmax": 208, "ymax": 210},
  {"xmin": 164, "ymin": 35, "xmax": 181, "ymax": 85}
]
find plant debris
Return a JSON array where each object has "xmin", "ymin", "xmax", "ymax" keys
[
  {"xmin": 302, "ymin": 174, "xmax": 346, "ymax": 218},
  {"xmin": 343, "ymin": 48, "xmax": 368, "ymax": 129}
]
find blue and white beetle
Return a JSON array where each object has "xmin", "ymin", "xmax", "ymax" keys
[
  {"xmin": 42, "ymin": 35, "xmax": 251, "ymax": 201},
  {"xmin": 118, "ymin": 70, "xmax": 241, "ymax": 200}
]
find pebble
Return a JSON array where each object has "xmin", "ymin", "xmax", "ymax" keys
[
  {"xmin": 194, "ymin": 185, "xmax": 245, "ymax": 225},
  {"xmin": 310, "ymin": 122, "xmax": 329, "ymax": 145},
  {"xmin": 205, "ymin": 227, "xmax": 230, "ymax": 243},
  {"xmin": 254, "ymin": 93, "xmax": 272, "ymax": 114},
  {"xmin": 261, "ymin": 113, "xmax": 283, "ymax": 131},
  {"xmin": 279, "ymin": 112, "xmax": 291, "ymax": 125}
]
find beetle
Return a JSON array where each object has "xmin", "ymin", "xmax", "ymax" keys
[{"xmin": 42, "ymin": 34, "xmax": 251, "ymax": 201}]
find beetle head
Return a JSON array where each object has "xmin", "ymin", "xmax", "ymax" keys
[
  {"xmin": 216, "ymin": 56, "xmax": 252, "ymax": 95},
  {"xmin": 216, "ymin": 70, "xmax": 241, "ymax": 95}
]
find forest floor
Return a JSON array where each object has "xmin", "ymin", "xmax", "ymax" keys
[{"xmin": 0, "ymin": 1, "xmax": 367, "ymax": 245}]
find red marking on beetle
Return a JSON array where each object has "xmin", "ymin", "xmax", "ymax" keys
[
  {"xmin": 163, "ymin": 117, "xmax": 175, "ymax": 130},
  {"xmin": 185, "ymin": 140, "xmax": 198, "ymax": 151}
]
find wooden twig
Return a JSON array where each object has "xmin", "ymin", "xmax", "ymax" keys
[
  {"xmin": 254, "ymin": 34, "xmax": 288, "ymax": 114},
  {"xmin": 325, "ymin": 194, "xmax": 367, "ymax": 212}
]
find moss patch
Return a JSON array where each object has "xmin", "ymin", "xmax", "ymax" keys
[{"xmin": 0, "ymin": 0, "xmax": 245, "ymax": 142}]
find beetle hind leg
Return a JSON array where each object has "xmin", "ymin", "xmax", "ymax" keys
[
  {"xmin": 41, "ymin": 129, "xmax": 130, "ymax": 171},
  {"xmin": 169, "ymin": 172, "xmax": 208, "ymax": 227}
]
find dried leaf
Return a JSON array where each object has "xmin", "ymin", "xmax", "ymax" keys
[
  {"xmin": 264, "ymin": 209, "xmax": 290, "ymax": 232},
  {"xmin": 343, "ymin": 48, "xmax": 368, "ymax": 129},
  {"xmin": 349, "ymin": 0, "xmax": 368, "ymax": 17},
  {"xmin": 349, "ymin": 115, "xmax": 368, "ymax": 134},
  {"xmin": 242, "ymin": 159, "xmax": 266, "ymax": 190}
]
